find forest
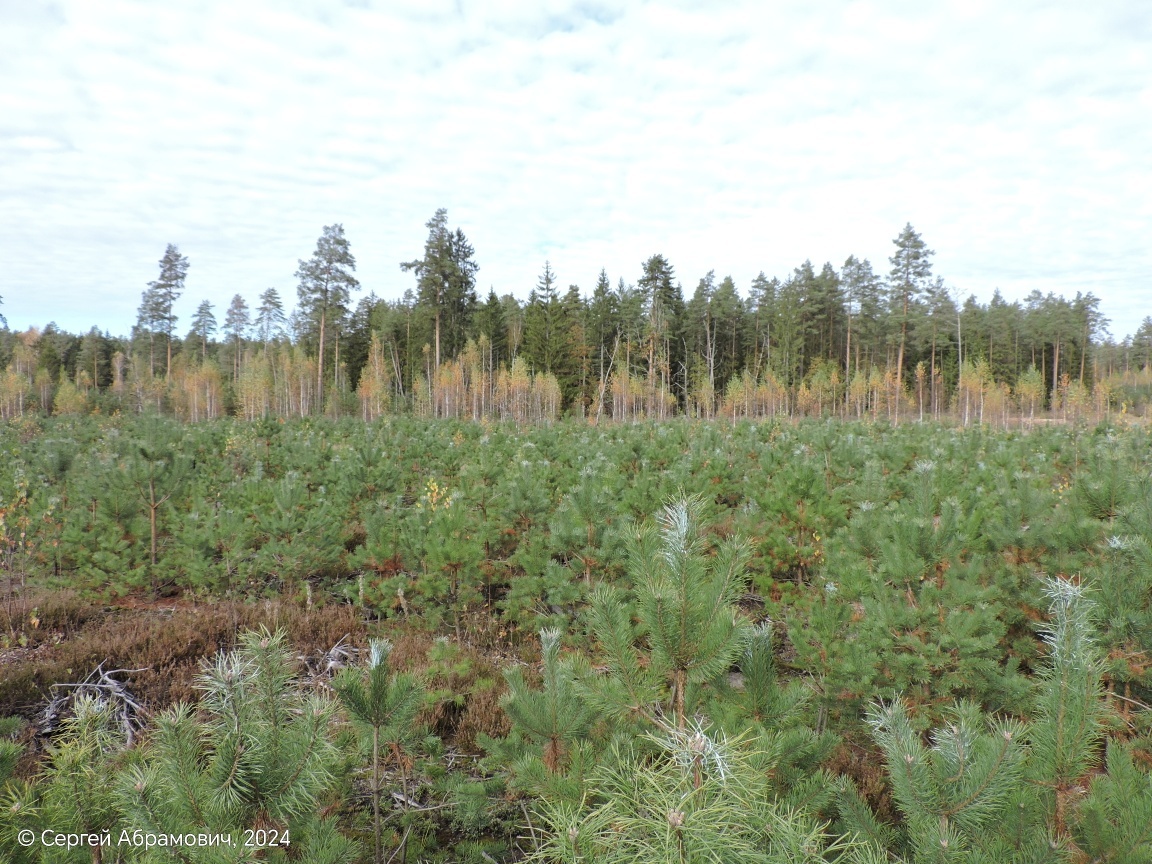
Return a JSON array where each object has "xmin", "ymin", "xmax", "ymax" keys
[
  {"xmin": 0, "ymin": 214, "xmax": 1151, "ymax": 863},
  {"xmin": 1, "ymin": 414, "xmax": 1151, "ymax": 862},
  {"xmin": 2, "ymin": 212, "xmax": 1151, "ymax": 425}
]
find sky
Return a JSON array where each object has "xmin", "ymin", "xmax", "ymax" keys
[{"xmin": 1, "ymin": 0, "xmax": 1149, "ymax": 338}]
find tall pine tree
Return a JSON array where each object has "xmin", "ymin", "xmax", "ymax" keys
[
  {"xmin": 296, "ymin": 224, "xmax": 359, "ymax": 407},
  {"xmin": 888, "ymin": 224, "xmax": 934, "ymax": 419},
  {"xmin": 401, "ymin": 208, "xmax": 479, "ymax": 371}
]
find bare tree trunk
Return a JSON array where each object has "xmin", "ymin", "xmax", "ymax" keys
[{"xmin": 317, "ymin": 306, "xmax": 327, "ymax": 410}]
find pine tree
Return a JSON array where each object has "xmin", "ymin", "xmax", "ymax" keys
[
  {"xmin": 0, "ymin": 718, "xmax": 32, "ymax": 864},
  {"xmin": 255, "ymin": 287, "xmax": 287, "ymax": 348},
  {"xmin": 1074, "ymin": 742, "xmax": 1152, "ymax": 862},
  {"xmin": 637, "ymin": 255, "xmax": 684, "ymax": 413},
  {"xmin": 1028, "ymin": 578, "xmax": 1108, "ymax": 843},
  {"xmin": 549, "ymin": 464, "xmax": 626, "ymax": 587},
  {"xmin": 145, "ymin": 243, "xmax": 190, "ymax": 378},
  {"xmin": 335, "ymin": 639, "xmax": 426, "ymax": 864},
  {"xmin": 529, "ymin": 725, "xmax": 886, "ymax": 864},
  {"xmin": 188, "ymin": 299, "xmax": 217, "ymax": 362},
  {"xmin": 866, "ymin": 699, "xmax": 1028, "ymax": 861},
  {"xmin": 223, "ymin": 293, "xmax": 251, "ymax": 379},
  {"xmin": 296, "ymin": 224, "xmax": 359, "ymax": 407},
  {"xmin": 587, "ymin": 495, "xmax": 752, "ymax": 730},
  {"xmin": 889, "ymin": 224, "xmax": 933, "ymax": 421},
  {"xmin": 122, "ymin": 419, "xmax": 190, "ymax": 583},
  {"xmin": 501, "ymin": 628, "xmax": 595, "ymax": 778},
  {"xmin": 855, "ymin": 577, "xmax": 1129, "ymax": 863},
  {"xmin": 121, "ymin": 628, "xmax": 353, "ymax": 860},
  {"xmin": 401, "ymin": 209, "xmax": 479, "ymax": 372},
  {"xmin": 30, "ymin": 698, "xmax": 125, "ymax": 863}
]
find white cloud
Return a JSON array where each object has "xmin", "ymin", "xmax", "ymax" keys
[{"xmin": 0, "ymin": 0, "xmax": 1149, "ymax": 337}]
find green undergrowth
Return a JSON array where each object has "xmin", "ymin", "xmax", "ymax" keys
[{"xmin": 0, "ymin": 416, "xmax": 1150, "ymax": 861}]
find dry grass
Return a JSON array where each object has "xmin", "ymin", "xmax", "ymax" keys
[
  {"xmin": 378, "ymin": 628, "xmax": 511, "ymax": 750},
  {"xmin": 0, "ymin": 596, "xmax": 368, "ymax": 719},
  {"xmin": 825, "ymin": 737, "xmax": 898, "ymax": 826},
  {"xmin": 0, "ymin": 592, "xmax": 512, "ymax": 752}
]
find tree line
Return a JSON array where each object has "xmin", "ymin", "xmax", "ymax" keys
[{"xmin": 3, "ymin": 211, "xmax": 1151, "ymax": 423}]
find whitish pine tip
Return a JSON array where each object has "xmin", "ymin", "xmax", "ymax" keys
[{"xmin": 368, "ymin": 638, "xmax": 393, "ymax": 670}]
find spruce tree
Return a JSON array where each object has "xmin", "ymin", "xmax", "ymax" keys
[
  {"xmin": 685, "ymin": 271, "xmax": 718, "ymax": 403},
  {"xmin": 745, "ymin": 271, "xmax": 778, "ymax": 377},
  {"xmin": 587, "ymin": 269, "xmax": 620, "ymax": 415},
  {"xmin": 475, "ymin": 288, "xmax": 508, "ymax": 371},
  {"xmin": 522, "ymin": 262, "xmax": 562, "ymax": 376}
]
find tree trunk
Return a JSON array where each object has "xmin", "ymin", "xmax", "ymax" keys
[
  {"xmin": 895, "ymin": 293, "xmax": 908, "ymax": 423},
  {"xmin": 372, "ymin": 725, "xmax": 382, "ymax": 864},
  {"xmin": 672, "ymin": 668, "xmax": 687, "ymax": 730},
  {"xmin": 317, "ymin": 306, "xmax": 327, "ymax": 409},
  {"xmin": 149, "ymin": 478, "xmax": 157, "ymax": 568}
]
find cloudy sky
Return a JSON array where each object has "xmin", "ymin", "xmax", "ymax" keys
[{"xmin": 2, "ymin": 0, "xmax": 1149, "ymax": 338}]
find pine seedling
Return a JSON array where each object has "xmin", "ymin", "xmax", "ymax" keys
[
  {"xmin": 0, "ymin": 718, "xmax": 36, "ymax": 864},
  {"xmin": 1028, "ymin": 577, "xmax": 1108, "ymax": 843},
  {"xmin": 1073, "ymin": 741, "xmax": 1152, "ymax": 862},
  {"xmin": 121, "ymin": 628, "xmax": 352, "ymax": 861},
  {"xmin": 123, "ymin": 423, "xmax": 192, "ymax": 586},
  {"xmin": 250, "ymin": 475, "xmax": 345, "ymax": 591},
  {"xmin": 501, "ymin": 628, "xmax": 595, "ymax": 786},
  {"xmin": 587, "ymin": 495, "xmax": 752, "ymax": 731},
  {"xmin": 716, "ymin": 622, "xmax": 838, "ymax": 811},
  {"xmin": 38, "ymin": 696, "xmax": 127, "ymax": 862},
  {"xmin": 528, "ymin": 726, "xmax": 887, "ymax": 864},
  {"xmin": 549, "ymin": 463, "xmax": 626, "ymax": 587},
  {"xmin": 334, "ymin": 638, "xmax": 425, "ymax": 864},
  {"xmin": 866, "ymin": 699, "xmax": 1028, "ymax": 862}
]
